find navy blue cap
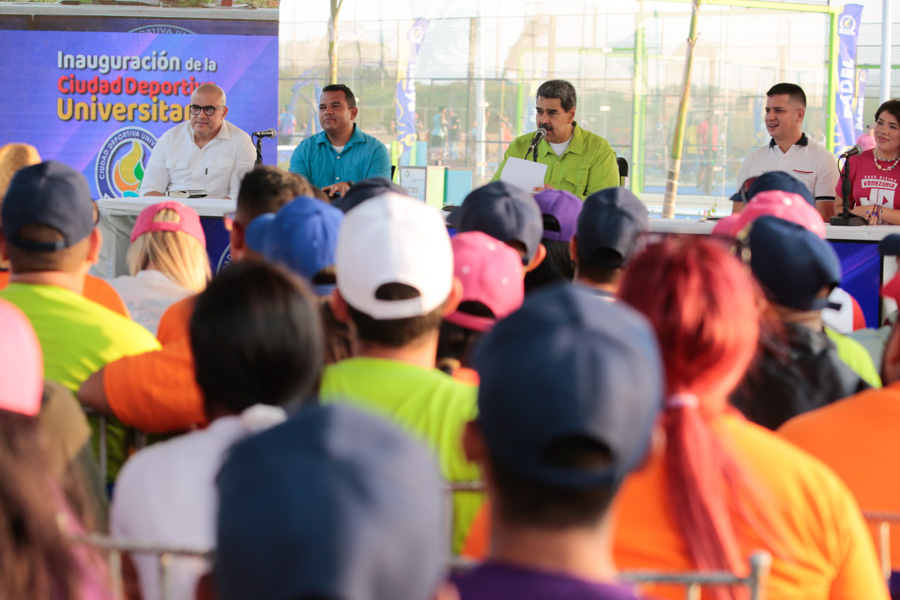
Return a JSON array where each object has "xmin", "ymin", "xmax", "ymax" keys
[
  {"xmin": 452, "ymin": 181, "xmax": 543, "ymax": 260},
  {"xmin": 333, "ymin": 177, "xmax": 408, "ymax": 213},
  {"xmin": 245, "ymin": 196, "xmax": 343, "ymax": 296},
  {"xmin": 748, "ymin": 216, "xmax": 842, "ymax": 311},
  {"xmin": 879, "ymin": 234, "xmax": 900, "ymax": 257},
  {"xmin": 576, "ymin": 187, "xmax": 648, "ymax": 269},
  {"xmin": 1, "ymin": 160, "xmax": 95, "ymax": 252},
  {"xmin": 472, "ymin": 283, "xmax": 663, "ymax": 489},
  {"xmin": 729, "ymin": 171, "xmax": 815, "ymax": 206},
  {"xmin": 215, "ymin": 404, "xmax": 444, "ymax": 600}
]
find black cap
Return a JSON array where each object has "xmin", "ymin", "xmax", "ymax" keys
[
  {"xmin": 576, "ymin": 187, "xmax": 648, "ymax": 268},
  {"xmin": 333, "ymin": 177, "xmax": 409, "ymax": 213},
  {"xmin": 451, "ymin": 181, "xmax": 543, "ymax": 260}
]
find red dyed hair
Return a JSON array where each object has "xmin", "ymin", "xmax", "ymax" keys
[{"xmin": 619, "ymin": 236, "xmax": 768, "ymax": 600}]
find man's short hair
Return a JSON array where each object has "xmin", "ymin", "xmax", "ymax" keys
[
  {"xmin": 236, "ymin": 166, "xmax": 314, "ymax": 221},
  {"xmin": 767, "ymin": 83, "xmax": 806, "ymax": 108},
  {"xmin": 536, "ymin": 80, "xmax": 577, "ymax": 112},
  {"xmin": 346, "ymin": 283, "xmax": 446, "ymax": 348},
  {"xmin": 192, "ymin": 82, "xmax": 226, "ymax": 105},
  {"xmin": 322, "ymin": 84, "xmax": 356, "ymax": 110},
  {"xmin": 190, "ymin": 261, "xmax": 324, "ymax": 419}
]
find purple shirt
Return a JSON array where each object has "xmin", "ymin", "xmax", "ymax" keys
[{"xmin": 452, "ymin": 562, "xmax": 642, "ymax": 600}]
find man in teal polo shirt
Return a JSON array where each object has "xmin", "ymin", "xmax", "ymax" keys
[
  {"xmin": 492, "ymin": 80, "xmax": 619, "ymax": 199},
  {"xmin": 289, "ymin": 84, "xmax": 391, "ymax": 198}
]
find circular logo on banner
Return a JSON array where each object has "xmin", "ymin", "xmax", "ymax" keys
[
  {"xmin": 839, "ymin": 15, "xmax": 857, "ymax": 35},
  {"xmin": 128, "ymin": 25, "xmax": 196, "ymax": 34},
  {"xmin": 96, "ymin": 127, "xmax": 157, "ymax": 199}
]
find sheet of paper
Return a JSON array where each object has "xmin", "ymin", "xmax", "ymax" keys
[{"xmin": 499, "ymin": 157, "xmax": 548, "ymax": 193}]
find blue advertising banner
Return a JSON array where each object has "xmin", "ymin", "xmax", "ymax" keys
[
  {"xmin": 0, "ymin": 30, "xmax": 278, "ymax": 199},
  {"xmin": 394, "ymin": 18, "xmax": 429, "ymax": 157},
  {"xmin": 834, "ymin": 3, "xmax": 864, "ymax": 154},
  {"xmin": 855, "ymin": 68, "xmax": 868, "ymax": 136}
]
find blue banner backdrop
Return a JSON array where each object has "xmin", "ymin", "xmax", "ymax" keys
[
  {"xmin": 394, "ymin": 18, "xmax": 429, "ymax": 157},
  {"xmin": 834, "ymin": 3, "xmax": 864, "ymax": 154}
]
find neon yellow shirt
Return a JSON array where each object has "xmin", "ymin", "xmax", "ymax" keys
[
  {"xmin": 320, "ymin": 357, "xmax": 482, "ymax": 553},
  {"xmin": 825, "ymin": 327, "xmax": 882, "ymax": 388},
  {"xmin": 491, "ymin": 122, "xmax": 619, "ymax": 199}
]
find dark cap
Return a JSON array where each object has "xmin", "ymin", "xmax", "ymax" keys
[
  {"xmin": 451, "ymin": 181, "xmax": 543, "ymax": 260},
  {"xmin": 730, "ymin": 171, "xmax": 815, "ymax": 206},
  {"xmin": 1, "ymin": 160, "xmax": 95, "ymax": 252},
  {"xmin": 879, "ymin": 233, "xmax": 900, "ymax": 257},
  {"xmin": 576, "ymin": 187, "xmax": 648, "ymax": 269},
  {"xmin": 748, "ymin": 216, "xmax": 842, "ymax": 311},
  {"xmin": 215, "ymin": 404, "xmax": 444, "ymax": 600},
  {"xmin": 334, "ymin": 177, "xmax": 408, "ymax": 213},
  {"xmin": 534, "ymin": 188, "xmax": 582, "ymax": 242},
  {"xmin": 472, "ymin": 283, "xmax": 663, "ymax": 489}
]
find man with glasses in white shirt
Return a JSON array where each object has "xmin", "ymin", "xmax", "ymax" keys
[{"xmin": 139, "ymin": 83, "xmax": 255, "ymax": 200}]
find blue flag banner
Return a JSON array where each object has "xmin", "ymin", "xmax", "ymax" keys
[
  {"xmin": 395, "ymin": 19, "xmax": 429, "ymax": 156},
  {"xmin": 834, "ymin": 3, "xmax": 864, "ymax": 154},
  {"xmin": 855, "ymin": 69, "xmax": 868, "ymax": 136}
]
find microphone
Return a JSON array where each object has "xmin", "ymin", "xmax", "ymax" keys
[
  {"xmin": 252, "ymin": 128, "xmax": 277, "ymax": 138},
  {"xmin": 527, "ymin": 127, "xmax": 548, "ymax": 161},
  {"xmin": 840, "ymin": 144, "xmax": 863, "ymax": 157}
]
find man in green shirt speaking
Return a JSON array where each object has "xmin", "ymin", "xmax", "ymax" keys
[{"xmin": 492, "ymin": 80, "xmax": 619, "ymax": 199}]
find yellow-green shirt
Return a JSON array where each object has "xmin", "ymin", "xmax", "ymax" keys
[
  {"xmin": 491, "ymin": 122, "xmax": 619, "ymax": 199},
  {"xmin": 320, "ymin": 357, "xmax": 482, "ymax": 553},
  {"xmin": 826, "ymin": 327, "xmax": 882, "ymax": 388}
]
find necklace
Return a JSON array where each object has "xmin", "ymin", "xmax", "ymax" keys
[{"xmin": 873, "ymin": 150, "xmax": 900, "ymax": 172}]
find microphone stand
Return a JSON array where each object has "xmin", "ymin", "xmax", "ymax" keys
[
  {"xmin": 252, "ymin": 133, "xmax": 265, "ymax": 166},
  {"xmin": 830, "ymin": 154, "xmax": 867, "ymax": 226}
]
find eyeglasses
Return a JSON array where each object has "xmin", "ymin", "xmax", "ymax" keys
[{"xmin": 189, "ymin": 104, "xmax": 225, "ymax": 116}]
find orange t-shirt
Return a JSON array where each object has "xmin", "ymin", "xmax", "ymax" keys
[
  {"xmin": 613, "ymin": 411, "xmax": 888, "ymax": 600},
  {"xmin": 779, "ymin": 383, "xmax": 900, "ymax": 570},
  {"xmin": 0, "ymin": 271, "xmax": 129, "ymax": 318},
  {"xmin": 155, "ymin": 295, "xmax": 196, "ymax": 344},
  {"xmin": 103, "ymin": 298, "xmax": 204, "ymax": 433},
  {"xmin": 103, "ymin": 337, "xmax": 206, "ymax": 434}
]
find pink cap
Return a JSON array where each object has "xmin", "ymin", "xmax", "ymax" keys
[
  {"xmin": 0, "ymin": 299, "xmax": 42, "ymax": 416},
  {"xmin": 734, "ymin": 190, "xmax": 826, "ymax": 239},
  {"xmin": 711, "ymin": 214, "xmax": 742, "ymax": 238},
  {"xmin": 131, "ymin": 200, "xmax": 206, "ymax": 245},
  {"xmin": 446, "ymin": 231, "xmax": 524, "ymax": 332}
]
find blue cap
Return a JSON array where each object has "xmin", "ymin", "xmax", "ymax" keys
[
  {"xmin": 472, "ymin": 283, "xmax": 663, "ymax": 489},
  {"xmin": 333, "ymin": 177, "xmax": 408, "ymax": 213},
  {"xmin": 879, "ymin": 234, "xmax": 900, "ymax": 256},
  {"xmin": 730, "ymin": 170, "xmax": 815, "ymax": 206},
  {"xmin": 452, "ymin": 181, "xmax": 543, "ymax": 260},
  {"xmin": 748, "ymin": 216, "xmax": 842, "ymax": 311},
  {"xmin": 245, "ymin": 196, "xmax": 343, "ymax": 296},
  {"xmin": 2, "ymin": 160, "xmax": 95, "ymax": 252},
  {"xmin": 534, "ymin": 188, "xmax": 582, "ymax": 242},
  {"xmin": 576, "ymin": 187, "xmax": 648, "ymax": 268},
  {"xmin": 215, "ymin": 404, "xmax": 445, "ymax": 600}
]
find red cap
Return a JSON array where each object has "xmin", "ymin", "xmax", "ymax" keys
[
  {"xmin": 131, "ymin": 200, "xmax": 206, "ymax": 245},
  {"xmin": 446, "ymin": 231, "xmax": 524, "ymax": 333},
  {"xmin": 0, "ymin": 299, "xmax": 42, "ymax": 416}
]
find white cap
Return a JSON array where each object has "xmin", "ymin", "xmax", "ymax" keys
[{"xmin": 336, "ymin": 192, "xmax": 453, "ymax": 320}]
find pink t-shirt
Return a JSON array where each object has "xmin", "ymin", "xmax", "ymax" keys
[{"xmin": 836, "ymin": 149, "xmax": 900, "ymax": 209}]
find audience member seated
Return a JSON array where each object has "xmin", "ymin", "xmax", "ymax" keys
[
  {"xmin": 322, "ymin": 192, "xmax": 481, "ymax": 552},
  {"xmin": 436, "ymin": 231, "xmax": 524, "ymax": 383},
  {"xmin": 455, "ymin": 284, "xmax": 663, "ymax": 600},
  {"xmin": 780, "ymin": 281, "xmax": 900, "ymax": 595},
  {"xmin": 108, "ymin": 201, "xmax": 211, "ymax": 334},
  {"xmin": 0, "ymin": 299, "xmax": 114, "ymax": 600},
  {"xmin": 571, "ymin": 187, "xmax": 648, "ymax": 297},
  {"xmin": 0, "ymin": 143, "xmax": 129, "ymax": 317},
  {"xmin": 244, "ymin": 194, "xmax": 353, "ymax": 363},
  {"xmin": 729, "ymin": 217, "xmax": 873, "ymax": 428},
  {"xmin": 451, "ymin": 181, "xmax": 547, "ymax": 272},
  {"xmin": 212, "ymin": 404, "xmax": 452, "ymax": 600},
  {"xmin": 78, "ymin": 166, "xmax": 308, "ymax": 434},
  {"xmin": 523, "ymin": 189, "xmax": 582, "ymax": 292},
  {"xmin": 111, "ymin": 261, "xmax": 323, "ymax": 600},
  {"xmin": 612, "ymin": 235, "xmax": 887, "ymax": 600}
]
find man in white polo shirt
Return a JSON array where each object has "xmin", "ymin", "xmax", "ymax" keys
[
  {"xmin": 139, "ymin": 83, "xmax": 255, "ymax": 200},
  {"xmin": 731, "ymin": 83, "xmax": 838, "ymax": 220}
]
